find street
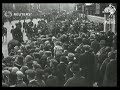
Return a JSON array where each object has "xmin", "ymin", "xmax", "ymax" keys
[{"xmin": 2, "ymin": 18, "xmax": 41, "ymax": 57}]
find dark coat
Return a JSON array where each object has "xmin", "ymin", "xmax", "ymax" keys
[
  {"xmin": 16, "ymin": 80, "xmax": 27, "ymax": 87},
  {"xmin": 79, "ymin": 52, "xmax": 95, "ymax": 85},
  {"xmin": 65, "ymin": 62, "xmax": 73, "ymax": 82},
  {"xmin": 46, "ymin": 75, "xmax": 58, "ymax": 86},
  {"xmin": 64, "ymin": 75, "xmax": 88, "ymax": 87},
  {"xmin": 57, "ymin": 63, "xmax": 67, "ymax": 85},
  {"xmin": 97, "ymin": 47, "xmax": 107, "ymax": 67},
  {"xmin": 103, "ymin": 60, "xmax": 117, "ymax": 86},
  {"xmin": 98, "ymin": 58, "xmax": 111, "ymax": 86},
  {"xmin": 91, "ymin": 40, "xmax": 100, "ymax": 54},
  {"xmin": 13, "ymin": 27, "xmax": 23, "ymax": 43},
  {"xmin": 57, "ymin": 63, "xmax": 67, "ymax": 76},
  {"xmin": 2, "ymin": 53, "xmax": 4, "ymax": 60},
  {"xmin": 8, "ymin": 39, "xmax": 20, "ymax": 54},
  {"xmin": 36, "ymin": 80, "xmax": 45, "ymax": 87},
  {"xmin": 28, "ymin": 80, "xmax": 40, "ymax": 87}
]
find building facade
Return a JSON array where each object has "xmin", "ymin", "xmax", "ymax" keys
[{"xmin": 75, "ymin": 3, "xmax": 116, "ymax": 17}]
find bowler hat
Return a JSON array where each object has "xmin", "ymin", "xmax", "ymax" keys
[
  {"xmin": 16, "ymin": 71, "xmax": 24, "ymax": 78},
  {"xmin": 11, "ymin": 67, "xmax": 19, "ymax": 74},
  {"xmin": 2, "ymin": 70, "xmax": 10, "ymax": 75},
  {"xmin": 99, "ymin": 40, "xmax": 106, "ymax": 45},
  {"xmin": 71, "ymin": 64, "xmax": 81, "ymax": 72}
]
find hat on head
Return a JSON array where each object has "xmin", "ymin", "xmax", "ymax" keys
[
  {"xmin": 105, "ymin": 47, "xmax": 111, "ymax": 52},
  {"xmin": 45, "ymin": 40, "xmax": 50, "ymax": 45},
  {"xmin": 16, "ymin": 71, "xmax": 24, "ymax": 78},
  {"xmin": 35, "ymin": 48, "xmax": 40, "ymax": 52},
  {"xmin": 25, "ymin": 55, "xmax": 33, "ymax": 63},
  {"xmin": 3, "ymin": 56, "xmax": 12, "ymax": 63},
  {"xmin": 17, "ymin": 49, "xmax": 22, "ymax": 53},
  {"xmin": 33, "ymin": 63, "xmax": 41, "ymax": 69},
  {"xmin": 2, "ymin": 63, "xmax": 6, "ymax": 68},
  {"xmin": 68, "ymin": 53, "xmax": 75, "ymax": 58},
  {"xmin": 71, "ymin": 64, "xmax": 81, "ymax": 72},
  {"xmin": 55, "ymin": 41, "xmax": 61, "ymax": 46},
  {"xmin": 2, "ymin": 70, "xmax": 10, "ymax": 75},
  {"xmin": 44, "ymin": 51, "xmax": 52, "ymax": 57},
  {"xmin": 99, "ymin": 40, "xmax": 106, "ymax": 45},
  {"xmin": 39, "ymin": 50, "xmax": 44, "ymax": 56},
  {"xmin": 108, "ymin": 52, "xmax": 115, "ymax": 59},
  {"xmin": 11, "ymin": 67, "xmax": 19, "ymax": 74},
  {"xmin": 25, "ymin": 69, "xmax": 35, "ymax": 78},
  {"xmin": 35, "ymin": 68, "xmax": 44, "ymax": 77},
  {"xmin": 52, "ymin": 36, "xmax": 56, "ymax": 41},
  {"xmin": 50, "ymin": 59, "xmax": 58, "ymax": 66},
  {"xmin": 33, "ymin": 53, "xmax": 40, "ymax": 59},
  {"xmin": 41, "ymin": 35, "xmax": 46, "ymax": 38},
  {"xmin": 83, "ymin": 45, "xmax": 91, "ymax": 51},
  {"xmin": 16, "ymin": 55, "xmax": 24, "ymax": 63},
  {"xmin": 60, "ymin": 56, "xmax": 67, "ymax": 63},
  {"xmin": 20, "ymin": 66, "xmax": 28, "ymax": 73}
]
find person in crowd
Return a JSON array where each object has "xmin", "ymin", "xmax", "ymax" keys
[
  {"xmin": 25, "ymin": 69, "xmax": 40, "ymax": 87},
  {"xmin": 45, "ymin": 68, "xmax": 58, "ymax": 86},
  {"xmin": 79, "ymin": 45, "xmax": 95, "ymax": 86},
  {"xmin": 56, "ymin": 56, "xmax": 67, "ymax": 86},
  {"xmin": 65, "ymin": 53, "xmax": 75, "ymax": 81},
  {"xmin": 2, "ymin": 52, "xmax": 4, "ymax": 60},
  {"xmin": 35, "ymin": 68, "xmax": 46, "ymax": 87},
  {"xmin": 64, "ymin": 64, "xmax": 88, "ymax": 86},
  {"xmin": 11, "ymin": 26, "xmax": 15, "ymax": 39},
  {"xmin": 98, "ymin": 51, "xmax": 115, "ymax": 86},
  {"xmin": 16, "ymin": 71, "xmax": 27, "ymax": 87},
  {"xmin": 102, "ymin": 59, "xmax": 117, "ymax": 86}
]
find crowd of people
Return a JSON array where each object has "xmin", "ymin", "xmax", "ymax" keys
[{"xmin": 2, "ymin": 9, "xmax": 117, "ymax": 87}]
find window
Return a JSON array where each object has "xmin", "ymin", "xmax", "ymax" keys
[{"xmin": 96, "ymin": 3, "xmax": 100, "ymax": 14}]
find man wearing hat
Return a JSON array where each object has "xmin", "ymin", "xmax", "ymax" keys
[
  {"xmin": 25, "ymin": 55, "xmax": 33, "ymax": 63},
  {"xmin": 14, "ymin": 23, "xmax": 23, "ymax": 43},
  {"xmin": 26, "ymin": 69, "xmax": 40, "ymax": 87},
  {"xmin": 91, "ymin": 38, "xmax": 100, "ymax": 54},
  {"xmin": 79, "ymin": 45, "xmax": 95, "ymax": 86},
  {"xmin": 65, "ymin": 53, "xmax": 75, "ymax": 82},
  {"xmin": 2, "ymin": 70, "xmax": 10, "ymax": 86},
  {"xmin": 35, "ymin": 69, "xmax": 45, "ymax": 86},
  {"xmin": 45, "ymin": 67, "xmax": 58, "ymax": 86},
  {"xmin": 64, "ymin": 64, "xmax": 88, "ymax": 86},
  {"xmin": 56, "ymin": 56, "xmax": 67, "ymax": 86},
  {"xmin": 98, "ymin": 51, "xmax": 115, "ymax": 86},
  {"xmin": 14, "ymin": 55, "xmax": 24, "ymax": 69},
  {"xmin": 11, "ymin": 25, "xmax": 15, "ymax": 39},
  {"xmin": 103, "ymin": 59, "xmax": 117, "ymax": 86},
  {"xmin": 8, "ymin": 39, "xmax": 20, "ymax": 55},
  {"xmin": 97, "ymin": 40, "xmax": 107, "ymax": 68},
  {"xmin": 54, "ymin": 41, "xmax": 63, "ymax": 63},
  {"xmin": 16, "ymin": 71, "xmax": 27, "ymax": 87}
]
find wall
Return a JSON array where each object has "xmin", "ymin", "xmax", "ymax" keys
[{"xmin": 87, "ymin": 15, "xmax": 104, "ymax": 23}]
